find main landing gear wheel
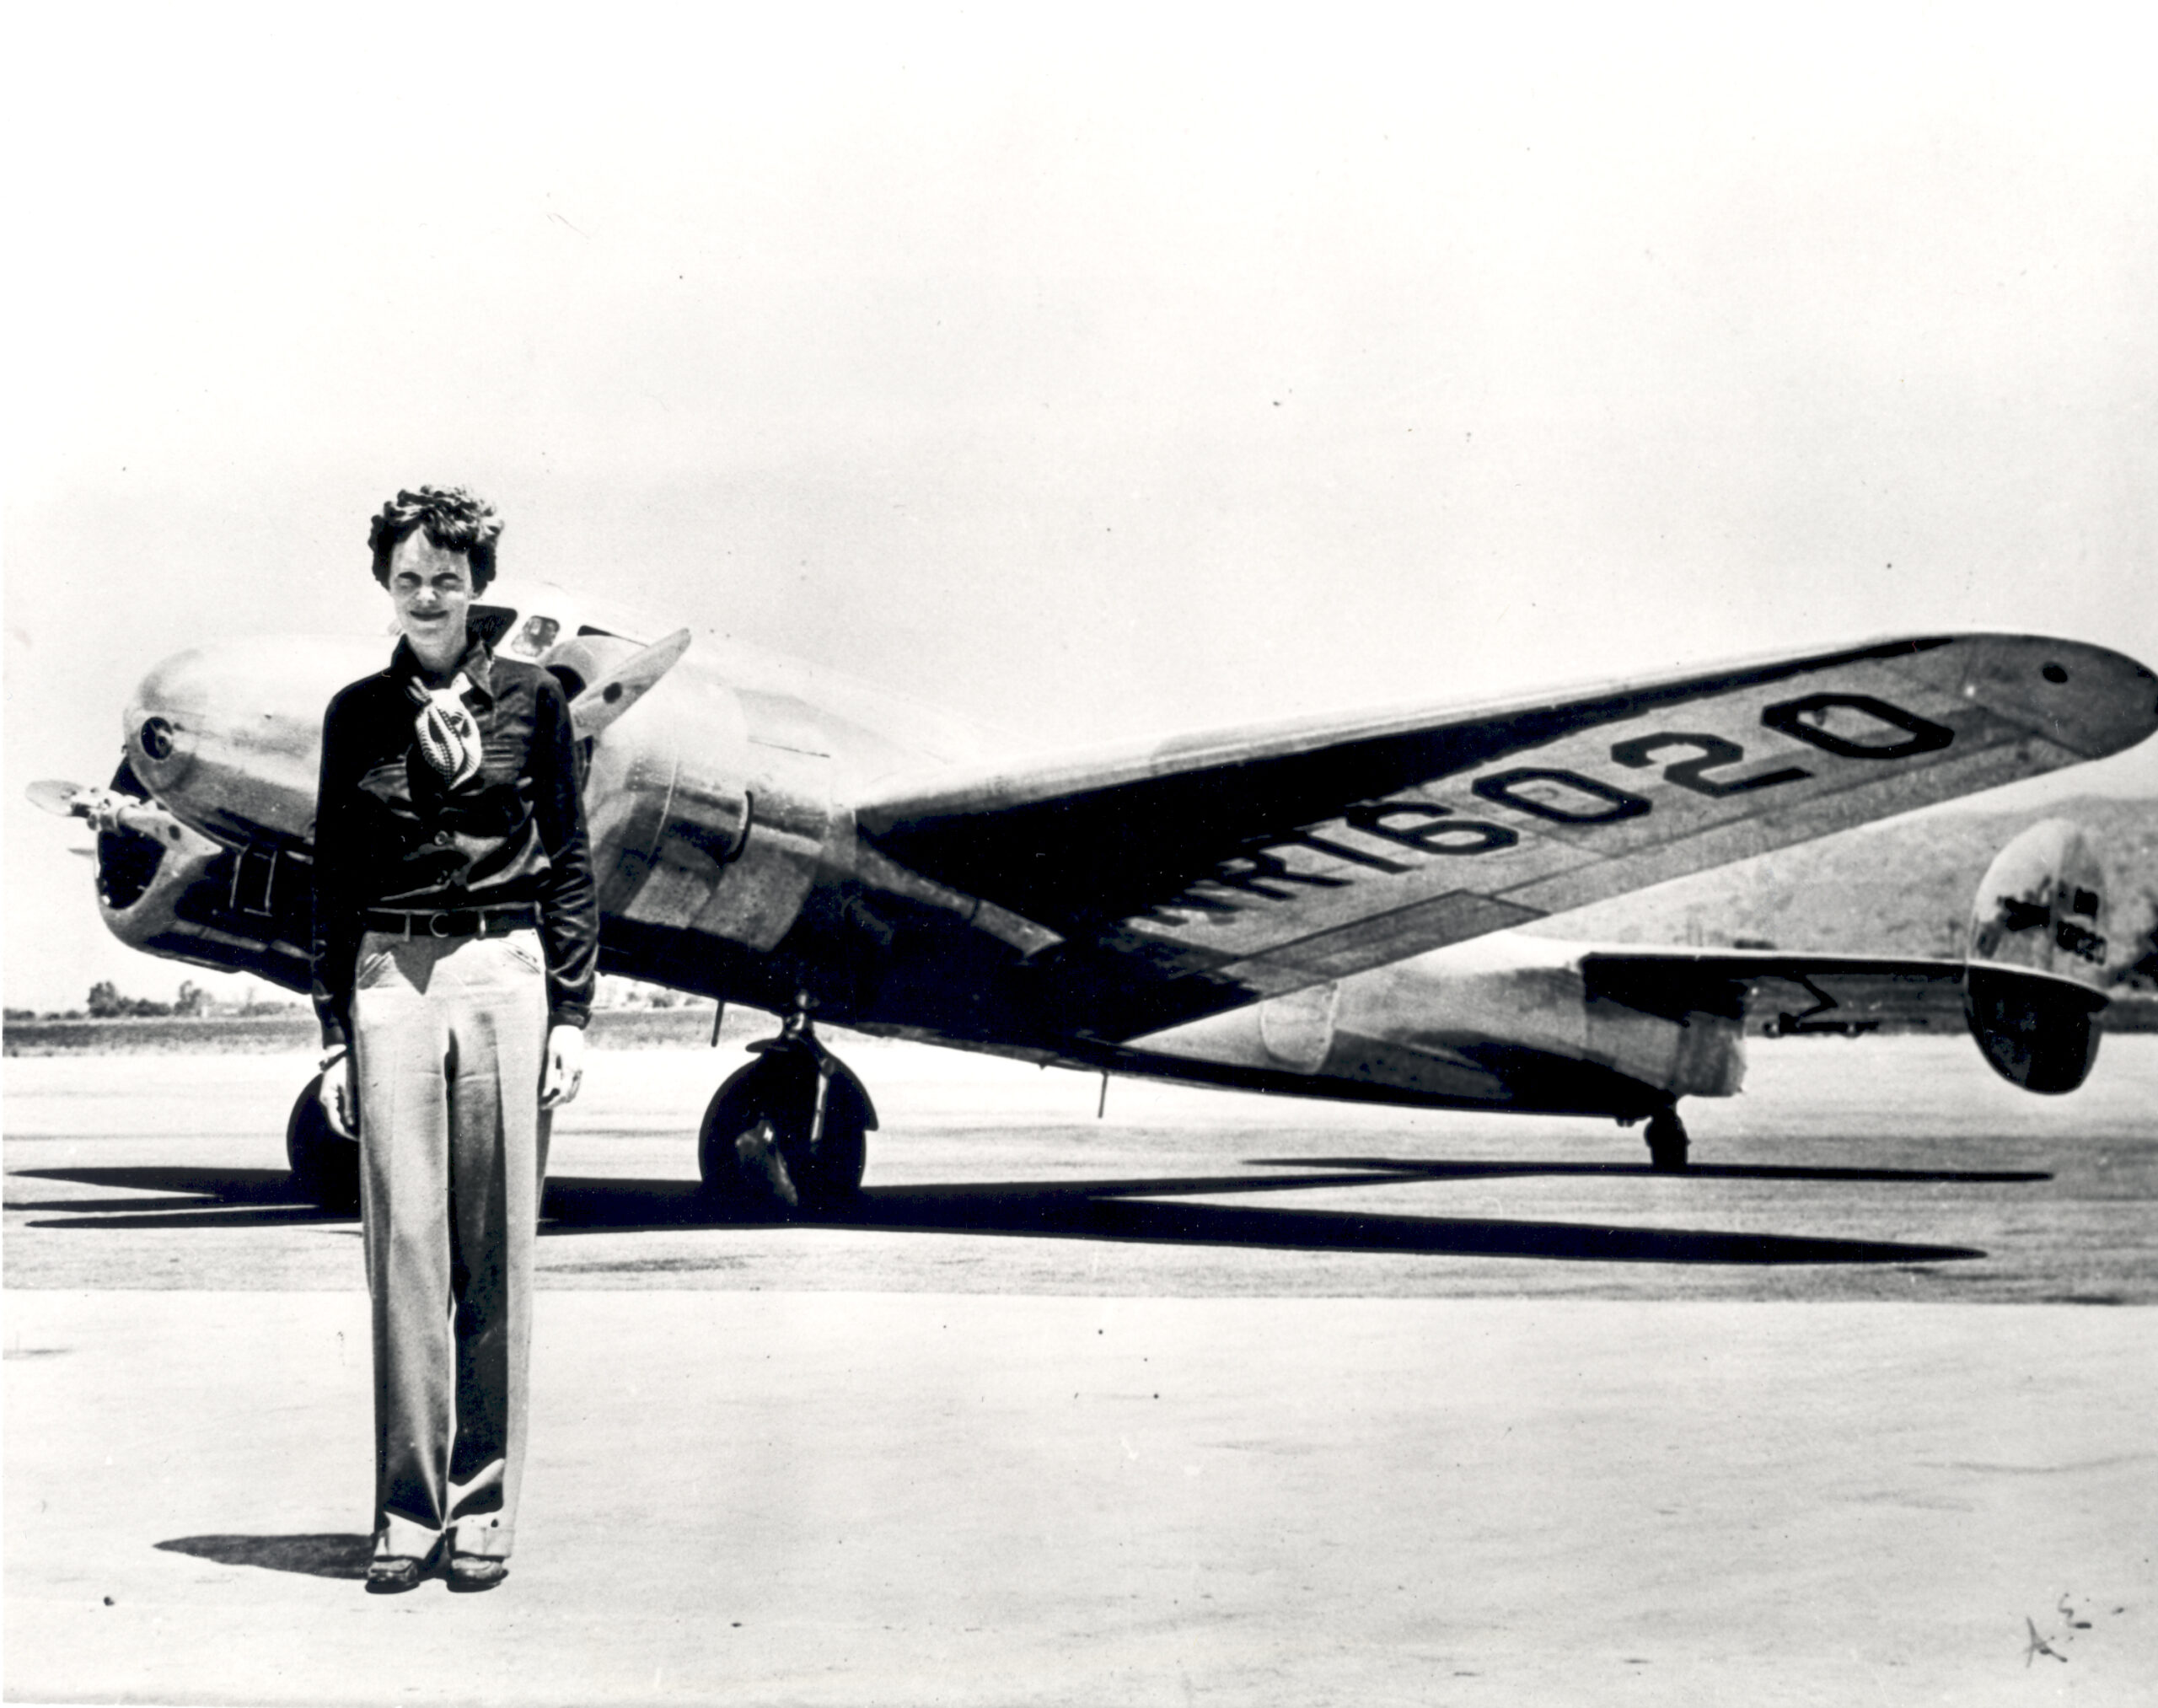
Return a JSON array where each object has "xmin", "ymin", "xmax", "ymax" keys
[
  {"xmin": 697, "ymin": 1034, "xmax": 872, "ymax": 1217},
  {"xmin": 286, "ymin": 1073, "xmax": 361, "ymax": 1212},
  {"xmin": 1644, "ymin": 1107, "xmax": 1690, "ymax": 1172}
]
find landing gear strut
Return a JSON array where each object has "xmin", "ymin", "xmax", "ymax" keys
[
  {"xmin": 698, "ymin": 1002, "xmax": 876, "ymax": 1216},
  {"xmin": 1644, "ymin": 1106, "xmax": 1689, "ymax": 1172}
]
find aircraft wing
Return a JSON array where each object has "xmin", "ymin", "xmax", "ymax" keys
[{"xmin": 856, "ymin": 633, "xmax": 2157, "ymax": 1034}]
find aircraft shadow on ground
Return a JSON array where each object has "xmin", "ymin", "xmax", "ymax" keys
[
  {"xmin": 10, "ymin": 1168, "xmax": 346, "ymax": 1229},
  {"xmin": 155, "ymin": 1533, "xmax": 371, "ymax": 1580},
  {"xmin": 13, "ymin": 1159, "xmax": 2002, "ymax": 1265},
  {"xmin": 1247, "ymin": 1155, "xmax": 2053, "ymax": 1185}
]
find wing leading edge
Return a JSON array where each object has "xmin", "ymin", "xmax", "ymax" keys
[{"xmin": 858, "ymin": 633, "xmax": 2157, "ymax": 1037}]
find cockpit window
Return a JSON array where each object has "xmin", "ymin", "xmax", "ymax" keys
[{"xmin": 469, "ymin": 606, "xmax": 518, "ymax": 648}]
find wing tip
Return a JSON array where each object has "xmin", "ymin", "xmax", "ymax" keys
[{"xmin": 1955, "ymin": 635, "xmax": 2158, "ymax": 760}]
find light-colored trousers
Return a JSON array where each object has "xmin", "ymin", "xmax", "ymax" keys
[{"xmin": 351, "ymin": 927, "xmax": 550, "ymax": 1562}]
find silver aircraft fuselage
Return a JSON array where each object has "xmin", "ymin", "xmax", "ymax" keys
[{"xmin": 99, "ymin": 579, "xmax": 1746, "ymax": 1123}]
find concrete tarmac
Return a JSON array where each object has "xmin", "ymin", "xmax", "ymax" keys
[{"xmin": 6, "ymin": 1035, "xmax": 2157, "ymax": 1703}]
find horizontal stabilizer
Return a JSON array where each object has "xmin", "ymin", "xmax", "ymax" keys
[{"xmin": 1576, "ymin": 947, "xmax": 2105, "ymax": 1029}]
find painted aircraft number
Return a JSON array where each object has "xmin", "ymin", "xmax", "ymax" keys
[
  {"xmin": 1608, "ymin": 733, "xmax": 1812, "ymax": 798},
  {"xmin": 1146, "ymin": 691, "xmax": 1956, "ymax": 923}
]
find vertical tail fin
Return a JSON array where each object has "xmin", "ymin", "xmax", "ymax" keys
[{"xmin": 1963, "ymin": 819, "xmax": 2109, "ymax": 1093}]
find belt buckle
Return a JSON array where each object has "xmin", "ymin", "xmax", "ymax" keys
[{"xmin": 427, "ymin": 910, "xmax": 456, "ymax": 938}]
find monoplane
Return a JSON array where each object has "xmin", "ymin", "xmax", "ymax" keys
[{"xmin": 32, "ymin": 580, "xmax": 2156, "ymax": 1210}]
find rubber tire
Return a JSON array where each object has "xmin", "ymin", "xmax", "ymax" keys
[
  {"xmin": 1644, "ymin": 1108, "xmax": 1689, "ymax": 1172},
  {"xmin": 697, "ymin": 1053, "xmax": 868, "ymax": 1217},
  {"xmin": 287, "ymin": 1074, "xmax": 362, "ymax": 1212}
]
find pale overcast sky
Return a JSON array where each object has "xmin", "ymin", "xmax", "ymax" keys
[{"xmin": 6, "ymin": 6, "xmax": 2155, "ymax": 1010}]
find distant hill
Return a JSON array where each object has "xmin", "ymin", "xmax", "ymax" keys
[{"xmin": 1524, "ymin": 794, "xmax": 2158, "ymax": 973}]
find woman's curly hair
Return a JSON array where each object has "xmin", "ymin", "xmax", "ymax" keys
[{"xmin": 368, "ymin": 486, "xmax": 504, "ymax": 592}]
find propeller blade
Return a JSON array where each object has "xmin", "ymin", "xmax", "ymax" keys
[
  {"xmin": 572, "ymin": 628, "xmax": 694, "ymax": 739},
  {"xmin": 26, "ymin": 779, "xmax": 90, "ymax": 818},
  {"xmin": 28, "ymin": 778, "xmax": 177, "ymax": 840}
]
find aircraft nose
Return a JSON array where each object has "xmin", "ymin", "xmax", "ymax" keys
[
  {"xmin": 124, "ymin": 648, "xmax": 211, "ymax": 793},
  {"xmin": 124, "ymin": 637, "xmax": 377, "ymax": 845}
]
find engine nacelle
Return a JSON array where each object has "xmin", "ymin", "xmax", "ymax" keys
[
  {"xmin": 89, "ymin": 765, "xmax": 312, "ymax": 991},
  {"xmin": 1963, "ymin": 819, "xmax": 2109, "ymax": 1093},
  {"xmin": 567, "ymin": 635, "xmax": 835, "ymax": 956}
]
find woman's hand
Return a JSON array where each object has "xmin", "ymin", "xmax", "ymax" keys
[
  {"xmin": 318, "ymin": 1047, "xmax": 358, "ymax": 1136},
  {"xmin": 540, "ymin": 1023, "xmax": 586, "ymax": 1109}
]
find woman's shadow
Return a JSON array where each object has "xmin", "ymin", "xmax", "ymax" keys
[{"xmin": 156, "ymin": 1533, "xmax": 372, "ymax": 1579}]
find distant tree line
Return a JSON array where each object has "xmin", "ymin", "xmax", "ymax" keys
[
  {"xmin": 3, "ymin": 980, "xmax": 301, "ymax": 1023},
  {"xmin": 83, "ymin": 979, "xmax": 210, "ymax": 1018}
]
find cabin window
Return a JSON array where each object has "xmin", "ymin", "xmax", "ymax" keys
[{"xmin": 507, "ymin": 614, "xmax": 561, "ymax": 658}]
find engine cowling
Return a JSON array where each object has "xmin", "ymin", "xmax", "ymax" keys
[
  {"xmin": 1963, "ymin": 819, "xmax": 2109, "ymax": 1093},
  {"xmin": 87, "ymin": 764, "xmax": 313, "ymax": 991},
  {"xmin": 566, "ymin": 634, "xmax": 835, "ymax": 956}
]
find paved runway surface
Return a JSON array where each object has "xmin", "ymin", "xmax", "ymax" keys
[{"xmin": 7, "ymin": 1035, "xmax": 2156, "ymax": 1702}]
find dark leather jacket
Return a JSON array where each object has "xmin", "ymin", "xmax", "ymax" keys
[{"xmin": 310, "ymin": 636, "xmax": 598, "ymax": 1048}]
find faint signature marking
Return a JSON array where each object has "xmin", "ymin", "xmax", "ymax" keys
[{"xmin": 2025, "ymin": 1593, "xmax": 2103, "ymax": 1666}]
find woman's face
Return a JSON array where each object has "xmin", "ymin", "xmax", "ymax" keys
[{"xmin": 384, "ymin": 532, "xmax": 475, "ymax": 661}]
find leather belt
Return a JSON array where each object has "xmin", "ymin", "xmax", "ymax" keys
[{"xmin": 360, "ymin": 904, "xmax": 539, "ymax": 940}]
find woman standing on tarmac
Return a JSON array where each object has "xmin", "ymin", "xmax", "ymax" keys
[{"xmin": 310, "ymin": 486, "xmax": 599, "ymax": 1593}]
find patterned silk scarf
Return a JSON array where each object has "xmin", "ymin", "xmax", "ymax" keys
[{"xmin": 406, "ymin": 673, "xmax": 484, "ymax": 792}]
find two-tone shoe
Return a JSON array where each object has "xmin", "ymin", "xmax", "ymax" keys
[
  {"xmin": 444, "ymin": 1555, "xmax": 508, "ymax": 1593},
  {"xmin": 363, "ymin": 1555, "xmax": 429, "ymax": 1594}
]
